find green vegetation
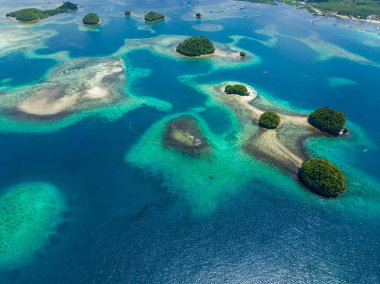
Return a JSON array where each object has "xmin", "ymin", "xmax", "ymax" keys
[
  {"xmin": 298, "ymin": 158, "xmax": 346, "ymax": 197},
  {"xmin": 125, "ymin": 11, "xmax": 131, "ymax": 16},
  {"xmin": 196, "ymin": 12, "xmax": 202, "ymax": 18},
  {"xmin": 6, "ymin": 2, "xmax": 78, "ymax": 22},
  {"xmin": 259, "ymin": 111, "xmax": 281, "ymax": 129},
  {"xmin": 240, "ymin": 51, "xmax": 246, "ymax": 57},
  {"xmin": 241, "ymin": 0, "xmax": 380, "ymax": 20},
  {"xmin": 238, "ymin": 0, "xmax": 277, "ymax": 5},
  {"xmin": 309, "ymin": 107, "xmax": 346, "ymax": 135},
  {"xmin": 176, "ymin": 36, "xmax": 215, "ymax": 57},
  {"xmin": 144, "ymin": 11, "xmax": 165, "ymax": 22},
  {"xmin": 83, "ymin": 13, "xmax": 100, "ymax": 25},
  {"xmin": 224, "ymin": 84, "xmax": 249, "ymax": 96}
]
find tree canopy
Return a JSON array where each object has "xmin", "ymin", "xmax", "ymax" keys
[
  {"xmin": 309, "ymin": 107, "xmax": 346, "ymax": 135},
  {"xmin": 259, "ymin": 111, "xmax": 281, "ymax": 129},
  {"xmin": 6, "ymin": 2, "xmax": 77, "ymax": 22},
  {"xmin": 224, "ymin": 84, "xmax": 249, "ymax": 96},
  {"xmin": 176, "ymin": 36, "xmax": 215, "ymax": 57},
  {"xmin": 298, "ymin": 158, "xmax": 346, "ymax": 197},
  {"xmin": 83, "ymin": 13, "xmax": 100, "ymax": 25},
  {"xmin": 144, "ymin": 11, "xmax": 165, "ymax": 22}
]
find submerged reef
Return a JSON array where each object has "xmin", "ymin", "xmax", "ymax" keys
[
  {"xmin": 0, "ymin": 57, "xmax": 171, "ymax": 133},
  {"xmin": 6, "ymin": 2, "xmax": 78, "ymax": 22},
  {"xmin": 1, "ymin": 57, "xmax": 125, "ymax": 120},
  {"xmin": 0, "ymin": 182, "xmax": 64, "ymax": 270},
  {"xmin": 163, "ymin": 115, "xmax": 210, "ymax": 155},
  {"xmin": 126, "ymin": 113, "xmax": 282, "ymax": 216}
]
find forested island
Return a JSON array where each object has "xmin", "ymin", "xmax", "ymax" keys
[
  {"xmin": 176, "ymin": 36, "xmax": 215, "ymax": 57},
  {"xmin": 308, "ymin": 107, "xmax": 346, "ymax": 135},
  {"xmin": 298, "ymin": 158, "xmax": 346, "ymax": 197},
  {"xmin": 6, "ymin": 2, "xmax": 78, "ymax": 22},
  {"xmin": 83, "ymin": 13, "xmax": 100, "ymax": 25},
  {"xmin": 239, "ymin": 0, "xmax": 380, "ymax": 21},
  {"xmin": 144, "ymin": 11, "xmax": 165, "ymax": 23}
]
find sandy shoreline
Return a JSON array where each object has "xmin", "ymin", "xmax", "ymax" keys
[{"xmin": 214, "ymin": 82, "xmax": 322, "ymax": 173}]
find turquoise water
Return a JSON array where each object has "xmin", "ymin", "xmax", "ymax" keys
[{"xmin": 0, "ymin": 0, "xmax": 379, "ymax": 282}]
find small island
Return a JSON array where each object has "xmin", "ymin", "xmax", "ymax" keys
[
  {"xmin": 259, "ymin": 111, "xmax": 281, "ymax": 129},
  {"xmin": 298, "ymin": 158, "xmax": 346, "ymax": 197},
  {"xmin": 308, "ymin": 107, "xmax": 346, "ymax": 135},
  {"xmin": 240, "ymin": 51, "xmax": 246, "ymax": 57},
  {"xmin": 6, "ymin": 2, "xmax": 78, "ymax": 22},
  {"xmin": 176, "ymin": 36, "xmax": 215, "ymax": 57},
  {"xmin": 163, "ymin": 116, "xmax": 210, "ymax": 155},
  {"xmin": 144, "ymin": 11, "xmax": 165, "ymax": 23},
  {"xmin": 224, "ymin": 84, "xmax": 249, "ymax": 96},
  {"xmin": 83, "ymin": 13, "xmax": 101, "ymax": 25},
  {"xmin": 196, "ymin": 12, "xmax": 202, "ymax": 18},
  {"xmin": 125, "ymin": 11, "xmax": 131, "ymax": 16}
]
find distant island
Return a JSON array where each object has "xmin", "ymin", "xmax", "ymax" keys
[
  {"xmin": 176, "ymin": 36, "xmax": 215, "ymax": 57},
  {"xmin": 308, "ymin": 107, "xmax": 347, "ymax": 135},
  {"xmin": 238, "ymin": 0, "xmax": 380, "ymax": 22},
  {"xmin": 298, "ymin": 158, "xmax": 346, "ymax": 197},
  {"xmin": 144, "ymin": 11, "xmax": 165, "ymax": 23},
  {"xmin": 83, "ymin": 13, "xmax": 100, "ymax": 25},
  {"xmin": 6, "ymin": 2, "xmax": 78, "ymax": 22},
  {"xmin": 125, "ymin": 11, "xmax": 131, "ymax": 16}
]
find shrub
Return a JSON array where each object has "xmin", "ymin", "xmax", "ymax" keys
[
  {"xmin": 144, "ymin": 11, "xmax": 165, "ymax": 22},
  {"xmin": 83, "ymin": 13, "xmax": 100, "ymax": 25},
  {"xmin": 298, "ymin": 158, "xmax": 346, "ymax": 197},
  {"xmin": 125, "ymin": 11, "xmax": 131, "ymax": 16},
  {"xmin": 309, "ymin": 107, "xmax": 346, "ymax": 135},
  {"xmin": 259, "ymin": 111, "xmax": 281, "ymax": 129},
  {"xmin": 224, "ymin": 84, "xmax": 249, "ymax": 96},
  {"xmin": 240, "ymin": 51, "xmax": 246, "ymax": 57}
]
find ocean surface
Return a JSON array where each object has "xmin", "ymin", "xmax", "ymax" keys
[{"xmin": 0, "ymin": 0, "xmax": 379, "ymax": 283}]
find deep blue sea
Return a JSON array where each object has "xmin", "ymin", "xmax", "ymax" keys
[{"xmin": 0, "ymin": 0, "xmax": 379, "ymax": 283}]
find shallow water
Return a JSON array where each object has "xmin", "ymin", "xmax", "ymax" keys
[{"xmin": 0, "ymin": 0, "xmax": 379, "ymax": 282}]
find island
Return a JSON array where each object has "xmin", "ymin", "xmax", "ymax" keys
[
  {"xmin": 196, "ymin": 12, "xmax": 202, "ymax": 18},
  {"xmin": 6, "ymin": 2, "xmax": 78, "ymax": 22},
  {"xmin": 163, "ymin": 116, "xmax": 210, "ymax": 155},
  {"xmin": 308, "ymin": 107, "xmax": 346, "ymax": 135},
  {"xmin": 83, "ymin": 13, "xmax": 101, "ymax": 25},
  {"xmin": 240, "ymin": 51, "xmax": 246, "ymax": 57},
  {"xmin": 240, "ymin": 0, "xmax": 380, "ymax": 22},
  {"xmin": 259, "ymin": 111, "xmax": 281, "ymax": 129},
  {"xmin": 125, "ymin": 11, "xmax": 131, "ymax": 16},
  {"xmin": 225, "ymin": 84, "xmax": 249, "ymax": 96},
  {"xmin": 298, "ymin": 158, "xmax": 346, "ymax": 197},
  {"xmin": 144, "ymin": 11, "xmax": 165, "ymax": 23},
  {"xmin": 176, "ymin": 36, "xmax": 215, "ymax": 57}
]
